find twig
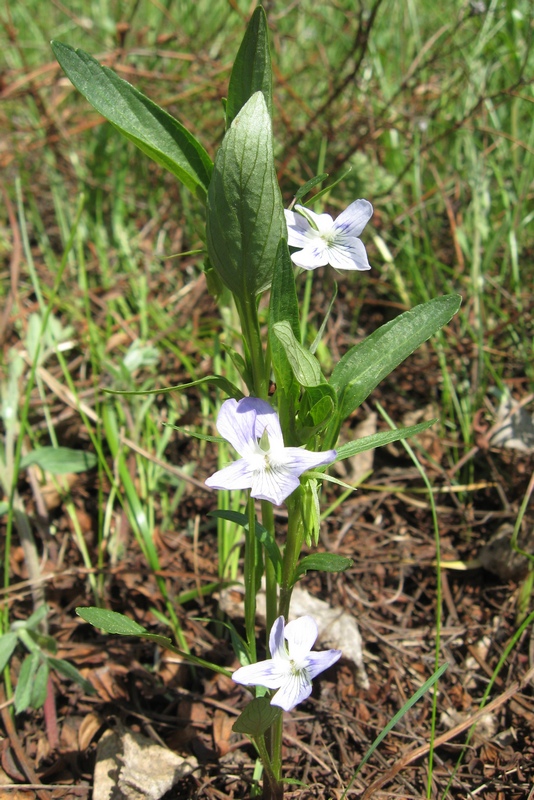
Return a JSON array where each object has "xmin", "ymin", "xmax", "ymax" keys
[
  {"xmin": 361, "ymin": 665, "xmax": 534, "ymax": 799},
  {"xmin": 0, "ymin": 686, "xmax": 52, "ymax": 800}
]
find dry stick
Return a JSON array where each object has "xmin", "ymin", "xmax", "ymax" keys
[
  {"xmin": 361, "ymin": 665, "xmax": 534, "ymax": 800},
  {"xmin": 0, "ymin": 686, "xmax": 52, "ymax": 800}
]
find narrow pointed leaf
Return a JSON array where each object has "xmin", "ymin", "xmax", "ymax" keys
[
  {"xmin": 294, "ymin": 173, "xmax": 329, "ymax": 205},
  {"xmin": 296, "ymin": 553, "xmax": 353, "ymax": 579},
  {"xmin": 51, "ymin": 42, "xmax": 212, "ymax": 201},
  {"xmin": 330, "ymin": 295, "xmax": 461, "ymax": 420},
  {"xmin": 335, "ymin": 419, "xmax": 437, "ymax": 461},
  {"xmin": 30, "ymin": 662, "xmax": 50, "ymax": 709},
  {"xmin": 226, "ymin": 6, "xmax": 272, "ymax": 126},
  {"xmin": 0, "ymin": 632, "xmax": 18, "ymax": 673},
  {"xmin": 14, "ymin": 652, "xmax": 40, "ymax": 714},
  {"xmin": 207, "ymin": 92, "xmax": 286, "ymax": 296},
  {"xmin": 76, "ymin": 607, "xmax": 147, "ymax": 635},
  {"xmin": 47, "ymin": 657, "xmax": 96, "ymax": 694},
  {"xmin": 104, "ymin": 375, "xmax": 244, "ymax": 400}
]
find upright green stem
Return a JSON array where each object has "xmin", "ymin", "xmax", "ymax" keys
[
  {"xmin": 278, "ymin": 490, "xmax": 305, "ymax": 619},
  {"xmin": 236, "ymin": 296, "xmax": 269, "ymax": 400},
  {"xmin": 245, "ymin": 495, "xmax": 259, "ymax": 662},
  {"xmin": 261, "ymin": 500, "xmax": 278, "ymax": 652}
]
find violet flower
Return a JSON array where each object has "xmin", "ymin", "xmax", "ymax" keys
[
  {"xmin": 205, "ymin": 397, "xmax": 336, "ymax": 506},
  {"xmin": 232, "ymin": 615, "xmax": 342, "ymax": 711},
  {"xmin": 285, "ymin": 199, "xmax": 373, "ymax": 271}
]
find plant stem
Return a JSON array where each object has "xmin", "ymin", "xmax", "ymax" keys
[
  {"xmin": 255, "ymin": 734, "xmax": 283, "ymax": 800},
  {"xmin": 261, "ymin": 500, "xmax": 277, "ymax": 650},
  {"xmin": 236, "ymin": 296, "xmax": 268, "ymax": 400},
  {"xmin": 278, "ymin": 490, "xmax": 304, "ymax": 619},
  {"xmin": 245, "ymin": 495, "xmax": 259, "ymax": 661}
]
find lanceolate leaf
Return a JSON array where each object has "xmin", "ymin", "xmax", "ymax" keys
[
  {"xmin": 76, "ymin": 607, "xmax": 146, "ymax": 635},
  {"xmin": 295, "ymin": 553, "xmax": 353, "ymax": 579},
  {"xmin": 330, "ymin": 294, "xmax": 461, "ymax": 423},
  {"xmin": 20, "ymin": 446, "xmax": 97, "ymax": 474},
  {"xmin": 104, "ymin": 375, "xmax": 244, "ymax": 400},
  {"xmin": 226, "ymin": 6, "xmax": 273, "ymax": 126},
  {"xmin": 207, "ymin": 92, "xmax": 286, "ymax": 297},
  {"xmin": 335, "ymin": 418, "xmax": 437, "ymax": 461},
  {"xmin": 273, "ymin": 321, "xmax": 324, "ymax": 388},
  {"xmin": 51, "ymin": 42, "xmax": 213, "ymax": 202}
]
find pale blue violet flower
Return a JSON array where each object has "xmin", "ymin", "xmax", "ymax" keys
[
  {"xmin": 232, "ymin": 615, "xmax": 342, "ymax": 711},
  {"xmin": 284, "ymin": 199, "xmax": 373, "ymax": 271},
  {"xmin": 205, "ymin": 397, "xmax": 337, "ymax": 506}
]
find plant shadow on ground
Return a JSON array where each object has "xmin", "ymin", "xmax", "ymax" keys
[{"xmin": 1, "ymin": 1, "xmax": 534, "ymax": 798}]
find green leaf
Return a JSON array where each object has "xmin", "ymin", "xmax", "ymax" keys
[
  {"xmin": 47, "ymin": 656, "xmax": 94, "ymax": 694},
  {"xmin": 14, "ymin": 652, "xmax": 40, "ymax": 714},
  {"xmin": 294, "ymin": 173, "xmax": 329, "ymax": 205},
  {"xmin": 330, "ymin": 295, "xmax": 461, "ymax": 422},
  {"xmin": 104, "ymin": 374, "xmax": 244, "ymax": 400},
  {"xmin": 207, "ymin": 92, "xmax": 286, "ymax": 297},
  {"xmin": 20, "ymin": 446, "xmax": 97, "ymax": 474},
  {"xmin": 76, "ymin": 610, "xmax": 232, "ymax": 678},
  {"xmin": 296, "ymin": 553, "xmax": 353, "ymax": 579},
  {"xmin": 51, "ymin": 42, "xmax": 212, "ymax": 202},
  {"xmin": 166, "ymin": 426, "xmax": 226, "ymax": 444},
  {"xmin": 209, "ymin": 510, "xmax": 282, "ymax": 582},
  {"xmin": 76, "ymin": 607, "xmax": 147, "ymax": 635},
  {"xmin": 310, "ymin": 281, "xmax": 338, "ymax": 355},
  {"xmin": 226, "ymin": 6, "xmax": 272, "ymax": 126},
  {"xmin": 0, "ymin": 632, "xmax": 18, "ymax": 673},
  {"xmin": 233, "ymin": 696, "xmax": 281, "ymax": 736},
  {"xmin": 344, "ymin": 663, "xmax": 448, "ymax": 792},
  {"xmin": 335, "ymin": 419, "xmax": 437, "ymax": 461},
  {"xmin": 298, "ymin": 384, "xmax": 337, "ymax": 441},
  {"xmin": 273, "ymin": 321, "xmax": 324, "ymax": 388},
  {"xmin": 30, "ymin": 662, "xmax": 49, "ymax": 710}
]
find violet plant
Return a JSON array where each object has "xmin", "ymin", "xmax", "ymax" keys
[{"xmin": 52, "ymin": 7, "xmax": 460, "ymax": 798}]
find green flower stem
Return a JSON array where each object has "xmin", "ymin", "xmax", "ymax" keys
[
  {"xmin": 261, "ymin": 500, "xmax": 277, "ymax": 653},
  {"xmin": 235, "ymin": 296, "xmax": 269, "ymax": 400},
  {"xmin": 299, "ymin": 268, "xmax": 314, "ymax": 345},
  {"xmin": 255, "ymin": 734, "xmax": 282, "ymax": 800},
  {"xmin": 245, "ymin": 495, "xmax": 259, "ymax": 662},
  {"xmin": 278, "ymin": 489, "xmax": 304, "ymax": 621}
]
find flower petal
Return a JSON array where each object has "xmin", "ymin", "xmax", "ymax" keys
[
  {"xmin": 284, "ymin": 615, "xmax": 318, "ymax": 661},
  {"xmin": 304, "ymin": 649, "xmax": 342, "ymax": 680},
  {"xmin": 216, "ymin": 398, "xmax": 258, "ymax": 456},
  {"xmin": 284, "ymin": 209, "xmax": 312, "ymax": 248},
  {"xmin": 250, "ymin": 465, "xmax": 300, "ymax": 506},
  {"xmin": 290, "ymin": 243, "xmax": 330, "ymax": 270},
  {"xmin": 334, "ymin": 199, "xmax": 373, "ymax": 238},
  {"xmin": 239, "ymin": 397, "xmax": 284, "ymax": 449},
  {"xmin": 205, "ymin": 459, "xmax": 255, "ymax": 491},
  {"xmin": 271, "ymin": 672, "xmax": 313, "ymax": 711},
  {"xmin": 232, "ymin": 659, "xmax": 285, "ymax": 690},
  {"xmin": 327, "ymin": 238, "xmax": 371, "ymax": 271},
  {"xmin": 269, "ymin": 616, "xmax": 287, "ymax": 660},
  {"xmin": 282, "ymin": 447, "xmax": 337, "ymax": 477}
]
